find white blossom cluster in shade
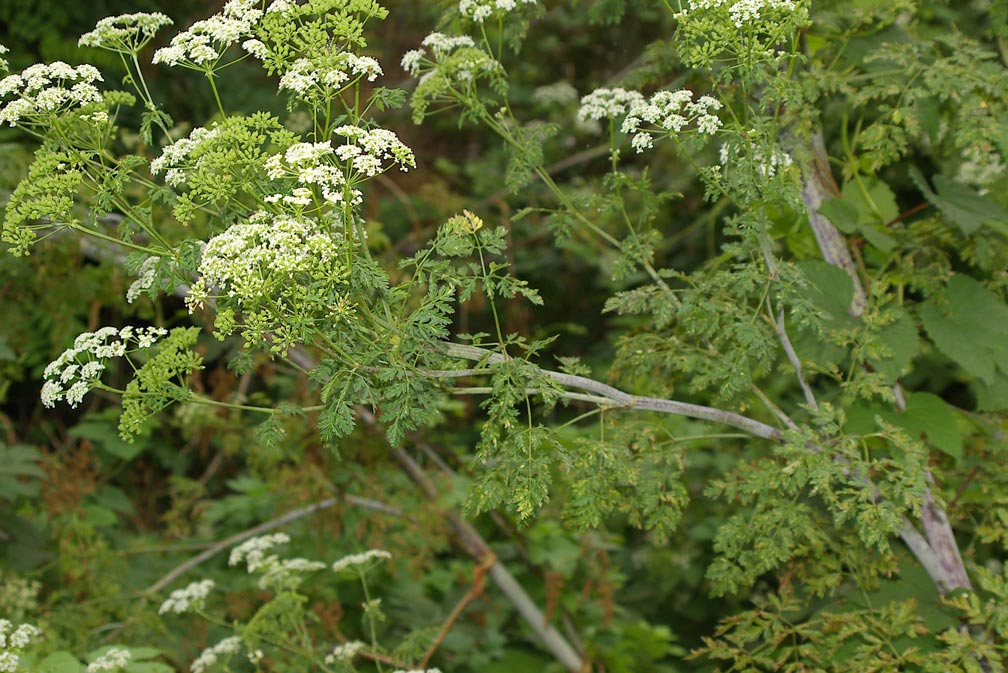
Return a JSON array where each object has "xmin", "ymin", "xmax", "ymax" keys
[
  {"xmin": 41, "ymin": 326, "xmax": 169, "ymax": 409},
  {"xmin": 391, "ymin": 668, "xmax": 443, "ymax": 673},
  {"xmin": 0, "ymin": 620, "xmax": 41, "ymax": 673},
  {"xmin": 531, "ymin": 81, "xmax": 579, "ymax": 107},
  {"xmin": 332, "ymin": 125, "xmax": 417, "ymax": 178},
  {"xmin": 957, "ymin": 145, "xmax": 1006, "ymax": 189},
  {"xmin": 191, "ymin": 637, "xmax": 242, "ymax": 673},
  {"xmin": 78, "ymin": 13, "xmax": 173, "ymax": 52},
  {"xmin": 158, "ymin": 579, "xmax": 215, "ymax": 615},
  {"xmin": 228, "ymin": 533, "xmax": 290, "ymax": 572},
  {"xmin": 400, "ymin": 33, "xmax": 476, "ymax": 75},
  {"xmin": 458, "ymin": 0, "xmax": 537, "ymax": 22},
  {"xmin": 186, "ymin": 212, "xmax": 342, "ymax": 312},
  {"xmin": 719, "ymin": 139, "xmax": 793, "ymax": 177},
  {"xmin": 86, "ymin": 648, "xmax": 132, "ymax": 673},
  {"xmin": 152, "ymin": 0, "xmax": 262, "ymax": 67},
  {"xmin": 324, "ymin": 641, "xmax": 366, "ymax": 664},
  {"xmin": 331, "ymin": 549, "xmax": 392, "ymax": 574},
  {"xmin": 577, "ymin": 88, "xmax": 645, "ymax": 122},
  {"xmin": 264, "ymin": 141, "xmax": 355, "ymax": 206},
  {"xmin": 0, "ymin": 44, "xmax": 8, "ymax": 72},
  {"xmin": 674, "ymin": 0, "xmax": 797, "ymax": 28},
  {"xmin": 226, "ymin": 533, "xmax": 324, "ymax": 590},
  {"xmin": 0, "ymin": 62, "xmax": 104, "ymax": 127},
  {"xmin": 149, "ymin": 126, "xmax": 221, "ymax": 186},
  {"xmin": 621, "ymin": 89, "xmax": 723, "ymax": 152},
  {"xmin": 279, "ymin": 54, "xmax": 383, "ymax": 96}
]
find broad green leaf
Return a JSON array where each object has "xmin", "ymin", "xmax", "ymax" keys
[
  {"xmin": 901, "ymin": 393, "xmax": 963, "ymax": 461},
  {"xmin": 846, "ymin": 393, "xmax": 962, "ymax": 460},
  {"xmin": 920, "ymin": 275, "xmax": 1008, "ymax": 387},
  {"xmin": 69, "ymin": 418, "xmax": 146, "ymax": 461},
  {"xmin": 0, "ymin": 443, "xmax": 44, "ymax": 500},
  {"xmin": 819, "ymin": 179, "xmax": 899, "ymax": 251},
  {"xmin": 909, "ymin": 167, "xmax": 1008, "ymax": 236},
  {"xmin": 871, "ymin": 307, "xmax": 919, "ymax": 380},
  {"xmin": 38, "ymin": 651, "xmax": 83, "ymax": 673},
  {"xmin": 798, "ymin": 260, "xmax": 856, "ymax": 321}
]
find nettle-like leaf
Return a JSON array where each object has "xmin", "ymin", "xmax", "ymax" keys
[
  {"xmin": 919, "ymin": 275, "xmax": 1008, "ymax": 409},
  {"xmin": 0, "ymin": 442, "xmax": 44, "ymax": 501}
]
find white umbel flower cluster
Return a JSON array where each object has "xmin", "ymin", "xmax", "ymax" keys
[
  {"xmin": 621, "ymin": 89, "xmax": 723, "ymax": 152},
  {"xmin": 331, "ymin": 549, "xmax": 392, "ymax": 574},
  {"xmin": 332, "ymin": 125, "xmax": 416, "ymax": 178},
  {"xmin": 158, "ymin": 579, "xmax": 215, "ymax": 615},
  {"xmin": 0, "ymin": 44, "xmax": 8, "ymax": 72},
  {"xmin": 264, "ymin": 141, "xmax": 355, "ymax": 206},
  {"xmin": 0, "ymin": 620, "xmax": 41, "ymax": 672},
  {"xmin": 719, "ymin": 139, "xmax": 793, "ymax": 177},
  {"xmin": 227, "ymin": 533, "xmax": 324, "ymax": 590},
  {"xmin": 186, "ymin": 212, "xmax": 342, "ymax": 312},
  {"xmin": 152, "ymin": 0, "xmax": 262, "ymax": 67},
  {"xmin": 228, "ymin": 533, "xmax": 290, "ymax": 572},
  {"xmin": 0, "ymin": 62, "xmax": 103, "ymax": 127},
  {"xmin": 675, "ymin": 0, "xmax": 798, "ymax": 28},
  {"xmin": 79, "ymin": 13, "xmax": 173, "ymax": 52},
  {"xmin": 400, "ymin": 33, "xmax": 476, "ymax": 76},
  {"xmin": 86, "ymin": 648, "xmax": 132, "ymax": 673},
  {"xmin": 279, "ymin": 53, "xmax": 383, "ymax": 97},
  {"xmin": 41, "ymin": 326, "xmax": 169, "ymax": 409},
  {"xmin": 577, "ymin": 88, "xmax": 645, "ymax": 122},
  {"xmin": 150, "ymin": 126, "xmax": 221, "ymax": 186},
  {"xmin": 191, "ymin": 637, "xmax": 242, "ymax": 673},
  {"xmin": 458, "ymin": 0, "xmax": 537, "ymax": 22},
  {"xmin": 324, "ymin": 641, "xmax": 366, "ymax": 664}
]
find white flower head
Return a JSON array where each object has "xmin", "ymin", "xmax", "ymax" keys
[
  {"xmin": 191, "ymin": 636, "xmax": 242, "ymax": 673},
  {"xmin": 324, "ymin": 641, "xmax": 367, "ymax": 664},
  {"xmin": 153, "ymin": 0, "xmax": 262, "ymax": 67},
  {"xmin": 331, "ymin": 549, "xmax": 392, "ymax": 575},
  {"xmin": 41, "ymin": 326, "xmax": 167, "ymax": 409},
  {"xmin": 158, "ymin": 579, "xmax": 215, "ymax": 615},
  {"xmin": 577, "ymin": 88, "xmax": 645, "ymax": 122},
  {"xmin": 79, "ymin": 13, "xmax": 173, "ymax": 51},
  {"xmin": 0, "ymin": 62, "xmax": 105, "ymax": 127},
  {"xmin": 618, "ymin": 88, "xmax": 723, "ymax": 152},
  {"xmin": 86, "ymin": 648, "xmax": 132, "ymax": 673},
  {"xmin": 458, "ymin": 0, "xmax": 537, "ymax": 23},
  {"xmin": 228, "ymin": 533, "xmax": 290, "ymax": 571}
]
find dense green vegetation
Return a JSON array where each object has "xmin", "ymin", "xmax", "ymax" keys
[{"xmin": 1, "ymin": 0, "xmax": 1007, "ymax": 671}]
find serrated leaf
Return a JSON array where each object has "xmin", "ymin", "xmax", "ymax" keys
[
  {"xmin": 798, "ymin": 260, "xmax": 856, "ymax": 321},
  {"xmin": 901, "ymin": 393, "xmax": 963, "ymax": 461},
  {"xmin": 910, "ymin": 167, "xmax": 1008, "ymax": 236},
  {"xmin": 871, "ymin": 307, "xmax": 919, "ymax": 380},
  {"xmin": 39, "ymin": 651, "xmax": 83, "ymax": 673},
  {"xmin": 920, "ymin": 275, "xmax": 1008, "ymax": 386}
]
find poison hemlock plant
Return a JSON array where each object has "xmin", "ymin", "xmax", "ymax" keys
[{"xmin": 1, "ymin": 0, "xmax": 1007, "ymax": 670}]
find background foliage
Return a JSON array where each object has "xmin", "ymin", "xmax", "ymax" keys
[{"xmin": 1, "ymin": 0, "xmax": 1007, "ymax": 671}]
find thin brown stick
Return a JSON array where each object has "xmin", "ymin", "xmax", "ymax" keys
[{"xmin": 418, "ymin": 553, "xmax": 496, "ymax": 668}]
